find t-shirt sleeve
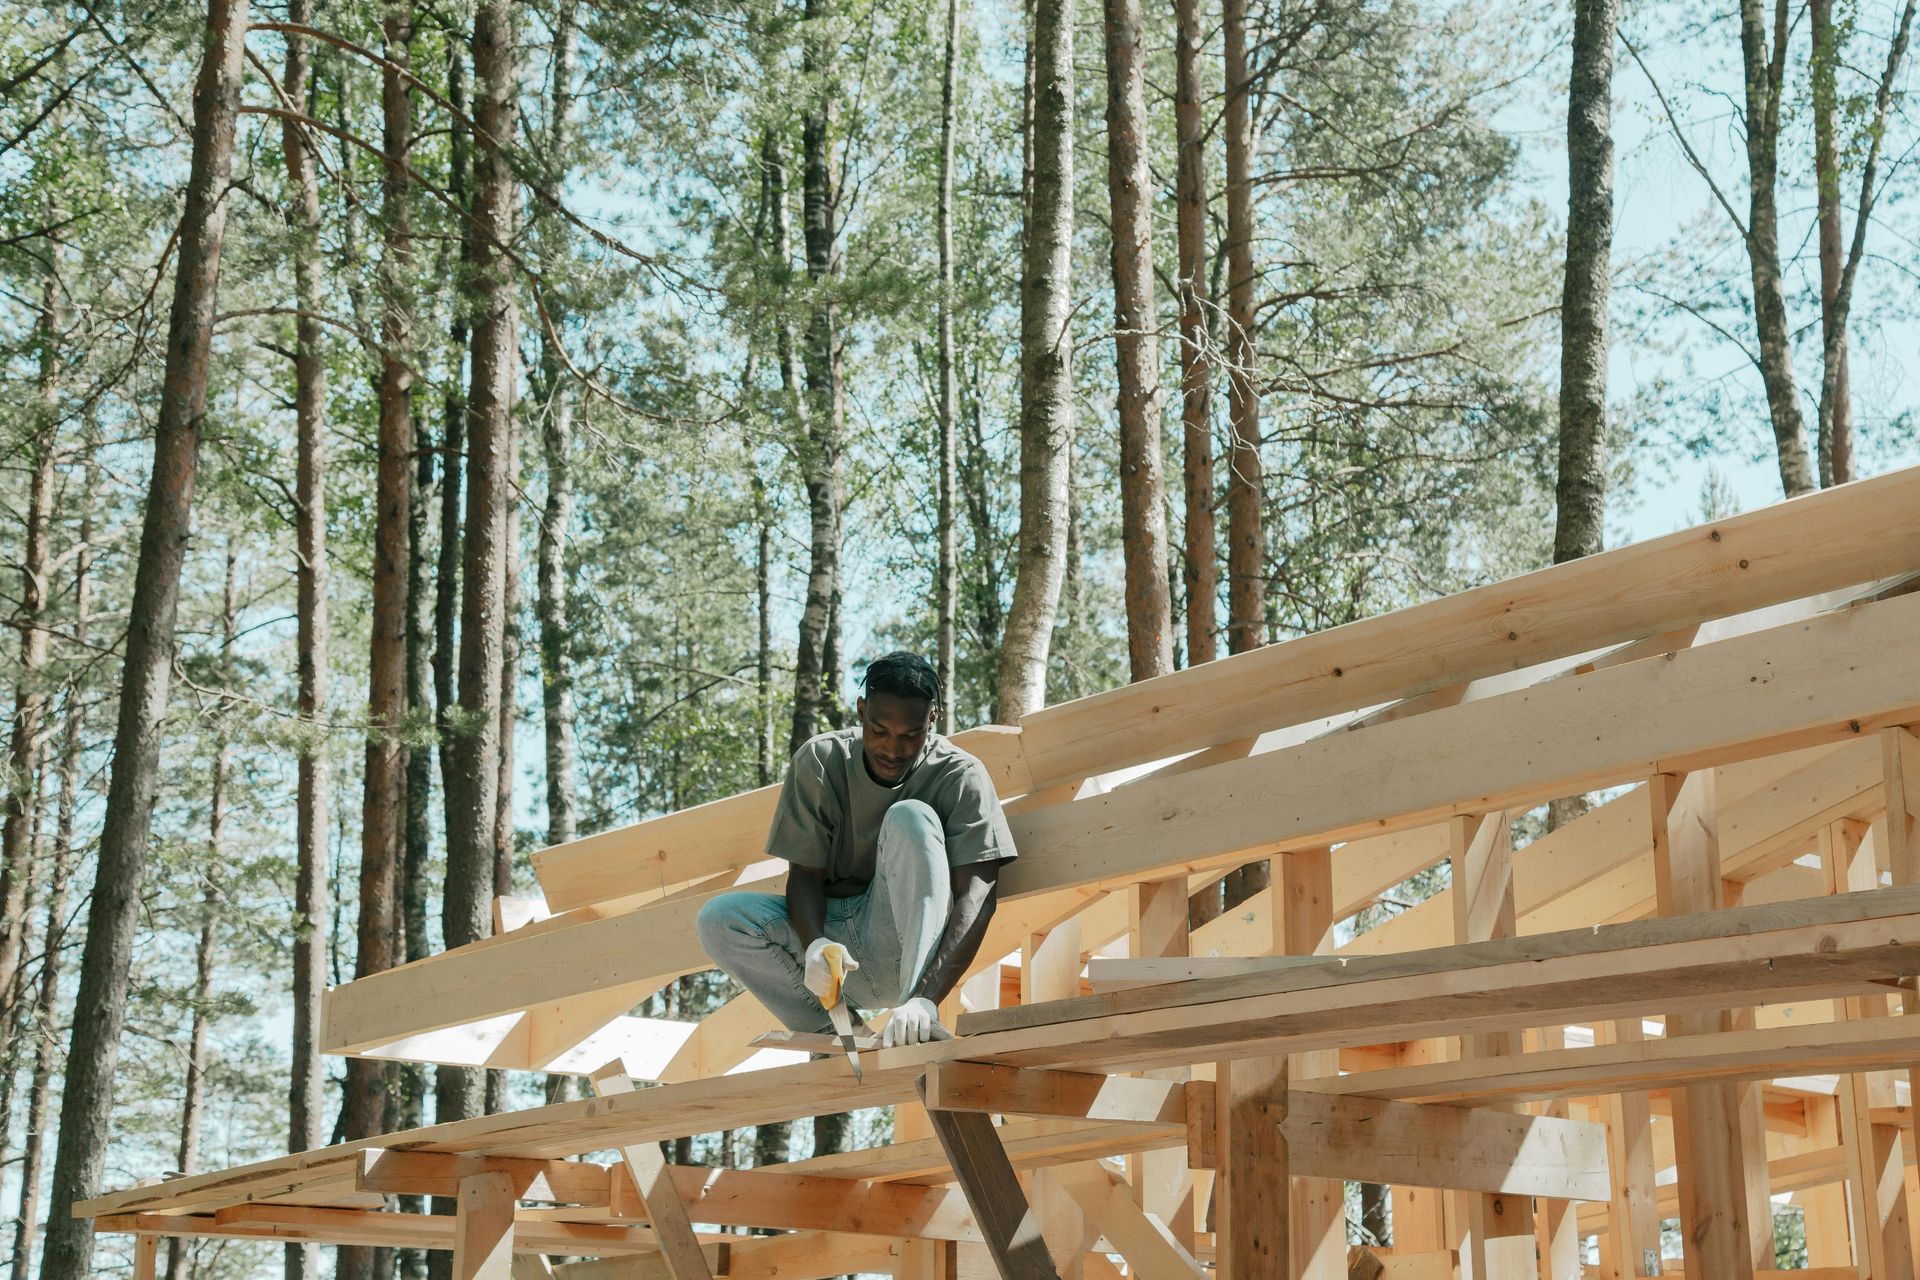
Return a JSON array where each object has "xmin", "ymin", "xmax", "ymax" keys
[
  {"xmin": 942, "ymin": 759, "xmax": 1018, "ymax": 868},
  {"xmin": 766, "ymin": 741, "xmax": 837, "ymax": 871}
]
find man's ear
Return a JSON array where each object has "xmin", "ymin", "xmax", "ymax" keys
[{"xmin": 855, "ymin": 696, "xmax": 866, "ymax": 723}]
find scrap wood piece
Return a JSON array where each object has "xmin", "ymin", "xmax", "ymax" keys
[
  {"xmin": 590, "ymin": 1061, "xmax": 715, "ymax": 1280},
  {"xmin": 454, "ymin": 1171, "xmax": 517, "ymax": 1280},
  {"xmin": 1051, "ymin": 1162, "xmax": 1206, "ymax": 1278},
  {"xmin": 917, "ymin": 1074, "xmax": 1061, "ymax": 1280}
]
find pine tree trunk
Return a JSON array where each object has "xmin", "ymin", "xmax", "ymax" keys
[
  {"xmin": 1104, "ymin": 0, "xmax": 1172, "ymax": 682},
  {"xmin": 280, "ymin": 16, "xmax": 330, "ymax": 1280},
  {"xmin": 1172, "ymin": 0, "xmax": 1215, "ymax": 667},
  {"xmin": 435, "ymin": 41, "xmax": 471, "ymax": 894},
  {"xmin": 936, "ymin": 0, "xmax": 961, "ymax": 732},
  {"xmin": 1222, "ymin": 0, "xmax": 1263, "ymax": 653},
  {"xmin": 399, "ymin": 386, "xmax": 435, "ymax": 1280},
  {"xmin": 38, "ymin": 3, "xmax": 249, "ymax": 1274},
  {"xmin": 962, "ymin": 368, "xmax": 1004, "ymax": 680},
  {"xmin": 0, "ymin": 217, "xmax": 62, "ymax": 1014},
  {"xmin": 341, "ymin": 15, "xmax": 413, "ymax": 1278},
  {"xmin": 1554, "ymin": 0, "xmax": 1615, "ymax": 564},
  {"xmin": 486, "ymin": 431, "xmax": 522, "ymax": 1119},
  {"xmin": 995, "ymin": 0, "xmax": 1076, "ymax": 722},
  {"xmin": 168, "ymin": 552, "xmax": 236, "ymax": 1280},
  {"xmin": 9, "ymin": 457, "xmax": 90, "ymax": 1280},
  {"xmin": 440, "ymin": 0, "xmax": 518, "ymax": 1133},
  {"xmin": 1738, "ymin": 0, "xmax": 1816, "ymax": 498},
  {"xmin": 791, "ymin": 10, "xmax": 847, "ymax": 755},
  {"xmin": 1810, "ymin": 0, "xmax": 1848, "ymax": 488},
  {"xmin": 755, "ymin": 474, "xmax": 776, "ymax": 787}
]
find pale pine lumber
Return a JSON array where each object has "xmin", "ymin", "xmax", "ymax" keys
[
  {"xmin": 1051, "ymin": 1164, "xmax": 1206, "ymax": 1279},
  {"xmin": 1014, "ymin": 464, "xmax": 1920, "ymax": 788},
  {"xmin": 455, "ymin": 1171, "xmax": 518, "ymax": 1280},
  {"xmin": 133, "ymin": 1234, "xmax": 158, "ymax": 1280},
  {"xmin": 324, "ymin": 591, "xmax": 1920, "ymax": 1060},
  {"xmin": 589, "ymin": 1063, "xmax": 713, "ymax": 1280},
  {"xmin": 917, "ymin": 1076, "xmax": 1061, "ymax": 1279}
]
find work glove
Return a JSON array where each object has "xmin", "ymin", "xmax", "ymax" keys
[
  {"xmin": 883, "ymin": 996, "xmax": 954, "ymax": 1048},
  {"xmin": 803, "ymin": 938, "xmax": 859, "ymax": 1006}
]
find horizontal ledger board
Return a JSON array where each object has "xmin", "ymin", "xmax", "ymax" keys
[
  {"xmin": 969, "ymin": 883, "xmax": 1920, "ymax": 1035},
  {"xmin": 321, "ymin": 589, "xmax": 1920, "ymax": 1057},
  {"xmin": 530, "ymin": 466, "xmax": 1920, "ymax": 914}
]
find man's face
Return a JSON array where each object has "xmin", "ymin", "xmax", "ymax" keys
[{"xmin": 858, "ymin": 691, "xmax": 935, "ymax": 784}]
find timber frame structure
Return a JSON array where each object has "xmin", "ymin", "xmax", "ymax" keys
[{"xmin": 79, "ymin": 465, "xmax": 1920, "ymax": 1279}]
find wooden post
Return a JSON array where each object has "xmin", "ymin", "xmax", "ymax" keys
[
  {"xmin": 1597, "ymin": 1018, "xmax": 1663, "ymax": 1279},
  {"xmin": 1822, "ymin": 817, "xmax": 1918, "ymax": 1280},
  {"xmin": 1648, "ymin": 772, "xmax": 1756, "ymax": 1280},
  {"xmin": 1277, "ymin": 848, "xmax": 1345, "ymax": 1280},
  {"xmin": 1390, "ymin": 1037, "xmax": 1451, "ymax": 1257},
  {"xmin": 133, "ymin": 1234, "xmax": 159, "ymax": 1280},
  {"xmin": 1529, "ymin": 1027, "xmax": 1582, "ymax": 1280},
  {"xmin": 589, "ymin": 1060, "xmax": 715, "ymax": 1280},
  {"xmin": 1449, "ymin": 812, "xmax": 1538, "ymax": 1280},
  {"xmin": 1127, "ymin": 876, "xmax": 1197, "ymax": 1250},
  {"xmin": 453, "ymin": 1170, "xmax": 516, "ymax": 1280},
  {"xmin": 918, "ymin": 1075, "xmax": 1062, "ymax": 1280}
]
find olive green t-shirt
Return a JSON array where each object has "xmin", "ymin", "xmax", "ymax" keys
[{"xmin": 766, "ymin": 727, "xmax": 1018, "ymax": 896}]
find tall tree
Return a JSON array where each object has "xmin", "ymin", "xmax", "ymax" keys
[
  {"xmin": 789, "ymin": 0, "xmax": 847, "ymax": 754},
  {"xmin": 1737, "ymin": 0, "xmax": 1816, "ymax": 497},
  {"xmin": 279, "ymin": 17, "xmax": 330, "ymax": 1280},
  {"xmin": 1811, "ymin": 0, "xmax": 1915, "ymax": 487},
  {"xmin": 341, "ymin": 5, "xmax": 414, "ymax": 1275},
  {"xmin": 538, "ymin": 0, "xmax": 580, "ymax": 851},
  {"xmin": 435, "ymin": 39, "xmax": 471, "ymax": 886},
  {"xmin": 1222, "ymin": 0, "xmax": 1262, "ymax": 653},
  {"xmin": 1104, "ymin": 0, "xmax": 1172, "ymax": 680},
  {"xmin": 1172, "ymin": 0, "xmax": 1215, "ymax": 667},
  {"xmin": 935, "ymin": 0, "xmax": 961, "ymax": 732},
  {"xmin": 0, "ymin": 209, "xmax": 62, "ymax": 1012},
  {"xmin": 1554, "ymin": 0, "xmax": 1617, "ymax": 564},
  {"xmin": 10, "ymin": 454, "xmax": 90, "ymax": 1280},
  {"xmin": 440, "ymin": 0, "xmax": 518, "ymax": 1129},
  {"xmin": 38, "ymin": 3, "xmax": 251, "ymax": 1274},
  {"xmin": 168, "ymin": 549, "xmax": 237, "ymax": 1280},
  {"xmin": 995, "ymin": 0, "xmax": 1076, "ymax": 722}
]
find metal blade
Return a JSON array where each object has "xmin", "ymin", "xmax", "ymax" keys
[{"xmin": 827, "ymin": 1000, "xmax": 863, "ymax": 1083}]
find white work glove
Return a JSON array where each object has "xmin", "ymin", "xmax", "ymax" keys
[
  {"xmin": 803, "ymin": 938, "xmax": 859, "ymax": 1005},
  {"xmin": 883, "ymin": 996, "xmax": 954, "ymax": 1049}
]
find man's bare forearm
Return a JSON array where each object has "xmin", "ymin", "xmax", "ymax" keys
[
  {"xmin": 786, "ymin": 867, "xmax": 828, "ymax": 949},
  {"xmin": 909, "ymin": 864, "xmax": 1000, "ymax": 1006}
]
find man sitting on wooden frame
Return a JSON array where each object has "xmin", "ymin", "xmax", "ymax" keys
[{"xmin": 697, "ymin": 651, "xmax": 1017, "ymax": 1048}]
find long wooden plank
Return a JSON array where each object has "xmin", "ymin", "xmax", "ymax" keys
[
  {"xmin": 1013, "ymin": 465, "xmax": 1920, "ymax": 789},
  {"xmin": 324, "ymin": 592, "xmax": 1920, "ymax": 1059},
  {"xmin": 918, "ymin": 1076, "xmax": 1061, "ymax": 1279},
  {"xmin": 1053, "ymin": 1164, "xmax": 1206, "ymax": 1279}
]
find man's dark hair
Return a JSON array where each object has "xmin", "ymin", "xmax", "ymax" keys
[{"xmin": 862, "ymin": 650, "xmax": 941, "ymax": 707}]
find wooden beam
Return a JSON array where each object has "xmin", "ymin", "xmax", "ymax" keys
[
  {"xmin": 922, "ymin": 1061, "xmax": 1186, "ymax": 1126},
  {"xmin": 325, "ymin": 591, "xmax": 1920, "ymax": 1061},
  {"xmin": 1126, "ymin": 874, "xmax": 1195, "ymax": 1249},
  {"xmin": 1449, "ymin": 812, "xmax": 1538, "ymax": 1280},
  {"xmin": 1649, "ymin": 772, "xmax": 1756, "ymax": 1280},
  {"xmin": 1215, "ymin": 1049, "xmax": 1289, "ymax": 1278},
  {"xmin": 589, "ymin": 1062, "xmax": 713, "ymax": 1280},
  {"xmin": 917, "ymin": 1075, "xmax": 1061, "ymax": 1279},
  {"xmin": 1053, "ymin": 1163, "xmax": 1206, "ymax": 1279},
  {"xmin": 1596, "ymin": 1020, "xmax": 1662, "ymax": 1280},
  {"xmin": 355, "ymin": 1151, "xmax": 611, "ymax": 1204},
  {"xmin": 454, "ymin": 1171, "xmax": 518, "ymax": 1280},
  {"xmin": 1014, "ymin": 464, "xmax": 1920, "ymax": 789},
  {"xmin": 133, "ymin": 1234, "xmax": 158, "ymax": 1280}
]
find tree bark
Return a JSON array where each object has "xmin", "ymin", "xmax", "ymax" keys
[
  {"xmin": 1173, "ymin": 0, "xmax": 1215, "ymax": 667},
  {"xmin": 755, "ymin": 471, "xmax": 776, "ymax": 788},
  {"xmin": 440, "ymin": 0, "xmax": 517, "ymax": 1132},
  {"xmin": 995, "ymin": 0, "xmax": 1075, "ymax": 722},
  {"xmin": 9, "ymin": 451, "xmax": 90, "ymax": 1280},
  {"xmin": 341, "ymin": 13, "xmax": 413, "ymax": 1278},
  {"xmin": 936, "ymin": 0, "xmax": 961, "ymax": 733},
  {"xmin": 168, "ymin": 551, "xmax": 235, "ymax": 1280},
  {"xmin": 39, "ymin": 2, "xmax": 249, "ymax": 1274},
  {"xmin": 1811, "ymin": 0, "xmax": 1914, "ymax": 488},
  {"xmin": 1222, "ymin": 0, "xmax": 1263, "ymax": 652},
  {"xmin": 0, "ymin": 211, "xmax": 62, "ymax": 1014},
  {"xmin": 1554, "ymin": 0, "xmax": 1616, "ymax": 564},
  {"xmin": 1104, "ymin": 0, "xmax": 1172, "ymax": 682},
  {"xmin": 278, "ymin": 17, "xmax": 330, "ymax": 1280},
  {"xmin": 435, "ymin": 39, "xmax": 470, "ymax": 893},
  {"xmin": 1738, "ymin": 0, "xmax": 1816, "ymax": 497},
  {"xmin": 791, "ymin": 5, "xmax": 847, "ymax": 755}
]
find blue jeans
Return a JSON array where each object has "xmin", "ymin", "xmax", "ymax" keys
[{"xmin": 696, "ymin": 799, "xmax": 953, "ymax": 1035}]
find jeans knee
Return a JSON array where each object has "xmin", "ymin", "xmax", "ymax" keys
[
  {"xmin": 697, "ymin": 894, "xmax": 762, "ymax": 963},
  {"xmin": 882, "ymin": 799, "xmax": 942, "ymax": 852}
]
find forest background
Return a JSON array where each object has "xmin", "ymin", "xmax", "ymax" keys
[{"xmin": 2, "ymin": 0, "xmax": 1920, "ymax": 1273}]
